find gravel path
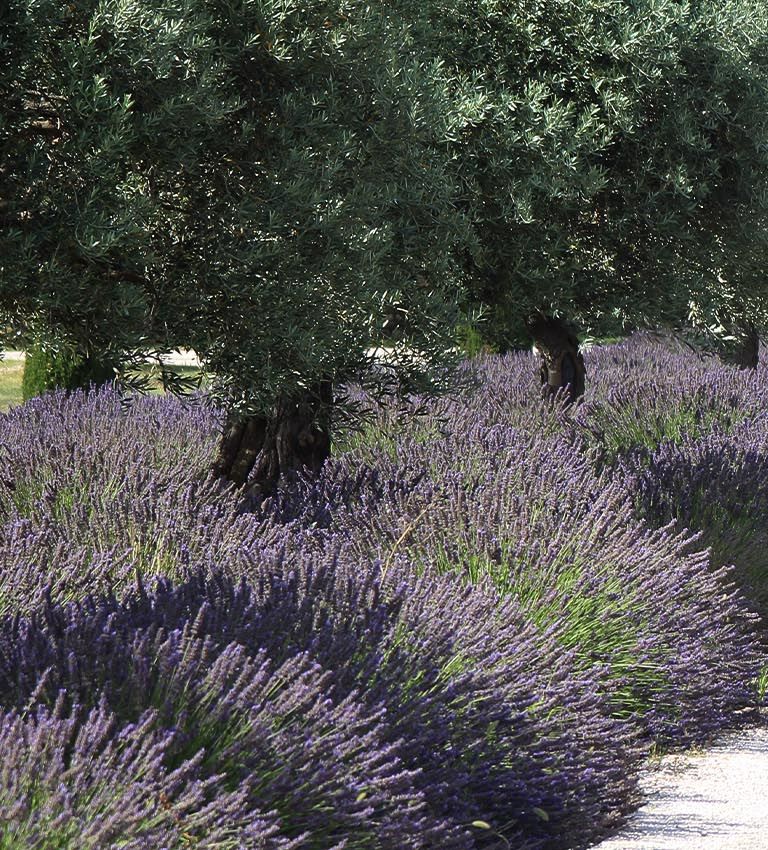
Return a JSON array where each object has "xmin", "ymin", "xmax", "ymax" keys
[{"xmin": 591, "ymin": 719, "xmax": 768, "ymax": 849}]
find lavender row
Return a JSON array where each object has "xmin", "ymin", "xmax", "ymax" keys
[
  {"xmin": 0, "ymin": 333, "xmax": 764, "ymax": 848},
  {"xmin": 287, "ymin": 423, "xmax": 760, "ymax": 742}
]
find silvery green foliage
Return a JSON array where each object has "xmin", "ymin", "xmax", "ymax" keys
[
  {"xmin": 0, "ymin": 0, "xmax": 472, "ymax": 407},
  {"xmin": 0, "ymin": 336, "xmax": 764, "ymax": 847},
  {"xmin": 394, "ymin": 0, "xmax": 768, "ymax": 346},
  {"xmin": 7, "ymin": 0, "xmax": 768, "ymax": 402}
]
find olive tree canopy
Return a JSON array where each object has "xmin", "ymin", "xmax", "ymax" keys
[
  {"xmin": 0, "ymin": 0, "xmax": 475, "ymax": 492},
  {"xmin": 397, "ymin": 0, "xmax": 768, "ymax": 389}
]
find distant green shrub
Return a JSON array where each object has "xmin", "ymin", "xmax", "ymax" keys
[
  {"xmin": 22, "ymin": 347, "xmax": 115, "ymax": 400},
  {"xmin": 455, "ymin": 322, "xmax": 496, "ymax": 358}
]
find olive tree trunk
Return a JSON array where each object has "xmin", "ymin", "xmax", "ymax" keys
[
  {"xmin": 527, "ymin": 316, "xmax": 586, "ymax": 402},
  {"xmin": 721, "ymin": 320, "xmax": 759, "ymax": 370},
  {"xmin": 212, "ymin": 382, "xmax": 332, "ymax": 498}
]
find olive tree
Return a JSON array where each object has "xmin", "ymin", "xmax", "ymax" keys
[
  {"xmin": 0, "ymin": 0, "xmax": 474, "ymax": 494},
  {"xmin": 397, "ymin": 0, "xmax": 768, "ymax": 395}
]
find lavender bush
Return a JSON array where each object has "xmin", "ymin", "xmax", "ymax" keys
[
  {"xmin": 0, "ymin": 700, "xmax": 270, "ymax": 849},
  {"xmin": 0, "ymin": 566, "xmax": 644, "ymax": 848},
  {"xmin": 621, "ymin": 414, "xmax": 768, "ymax": 621},
  {"xmin": 576, "ymin": 334, "xmax": 767, "ymax": 461},
  {"xmin": 0, "ymin": 335, "xmax": 764, "ymax": 848},
  {"xmin": 576, "ymin": 335, "xmax": 768, "ymax": 622},
  {"xmin": 292, "ymin": 424, "xmax": 760, "ymax": 743}
]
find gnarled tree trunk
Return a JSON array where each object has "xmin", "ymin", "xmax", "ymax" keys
[
  {"xmin": 212, "ymin": 381, "xmax": 332, "ymax": 498},
  {"xmin": 721, "ymin": 320, "xmax": 759, "ymax": 370},
  {"xmin": 527, "ymin": 315, "xmax": 586, "ymax": 403}
]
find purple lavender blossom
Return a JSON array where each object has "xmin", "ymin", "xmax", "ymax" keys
[{"xmin": 0, "ymin": 337, "xmax": 763, "ymax": 849}]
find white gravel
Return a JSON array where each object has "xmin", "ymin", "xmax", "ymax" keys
[{"xmin": 591, "ymin": 719, "xmax": 768, "ymax": 850}]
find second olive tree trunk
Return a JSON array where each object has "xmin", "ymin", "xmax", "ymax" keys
[
  {"xmin": 721, "ymin": 320, "xmax": 759, "ymax": 370},
  {"xmin": 527, "ymin": 316, "xmax": 586, "ymax": 402}
]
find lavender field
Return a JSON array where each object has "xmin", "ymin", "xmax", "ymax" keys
[{"xmin": 0, "ymin": 334, "xmax": 765, "ymax": 849}]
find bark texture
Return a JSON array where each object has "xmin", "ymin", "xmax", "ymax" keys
[
  {"xmin": 527, "ymin": 316, "xmax": 586, "ymax": 402},
  {"xmin": 721, "ymin": 320, "xmax": 759, "ymax": 370},
  {"xmin": 212, "ymin": 382, "xmax": 332, "ymax": 497}
]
